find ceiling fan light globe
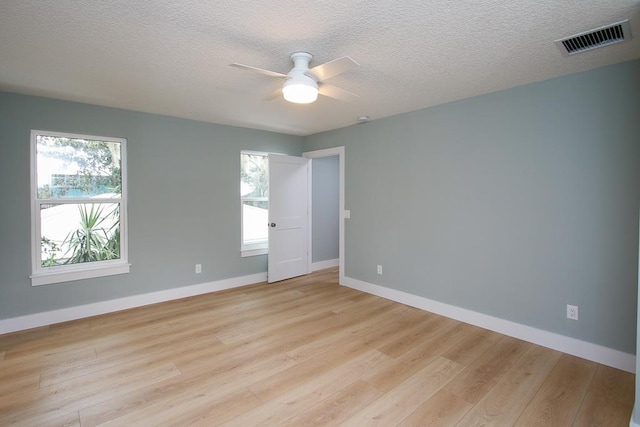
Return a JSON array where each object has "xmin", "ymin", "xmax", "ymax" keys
[{"xmin": 282, "ymin": 79, "xmax": 318, "ymax": 104}]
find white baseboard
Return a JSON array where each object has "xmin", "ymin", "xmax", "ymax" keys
[
  {"xmin": 312, "ymin": 258, "xmax": 339, "ymax": 271},
  {"xmin": 0, "ymin": 272, "xmax": 267, "ymax": 335},
  {"xmin": 342, "ymin": 276, "xmax": 636, "ymax": 373}
]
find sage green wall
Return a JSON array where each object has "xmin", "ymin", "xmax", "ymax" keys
[
  {"xmin": 636, "ymin": 213, "xmax": 640, "ymax": 423},
  {"xmin": 312, "ymin": 156, "xmax": 339, "ymax": 263},
  {"xmin": 0, "ymin": 92, "xmax": 302, "ymax": 319},
  {"xmin": 303, "ymin": 60, "xmax": 640, "ymax": 354}
]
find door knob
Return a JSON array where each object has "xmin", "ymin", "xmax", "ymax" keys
[{"xmin": 270, "ymin": 223, "xmax": 276, "ymax": 227}]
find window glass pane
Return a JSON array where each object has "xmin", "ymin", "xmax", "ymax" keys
[
  {"xmin": 36, "ymin": 135, "xmax": 122, "ymax": 199},
  {"xmin": 40, "ymin": 203, "xmax": 120, "ymax": 267},
  {"xmin": 241, "ymin": 153, "xmax": 268, "ymax": 198},
  {"xmin": 242, "ymin": 200, "xmax": 268, "ymax": 245}
]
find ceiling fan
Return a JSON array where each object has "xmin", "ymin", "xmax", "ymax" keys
[{"xmin": 231, "ymin": 52, "xmax": 359, "ymax": 104}]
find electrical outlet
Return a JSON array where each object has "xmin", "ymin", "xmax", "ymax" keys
[
  {"xmin": 195, "ymin": 264, "xmax": 202, "ymax": 274},
  {"xmin": 567, "ymin": 304, "xmax": 578, "ymax": 320},
  {"xmin": 377, "ymin": 265, "xmax": 383, "ymax": 275}
]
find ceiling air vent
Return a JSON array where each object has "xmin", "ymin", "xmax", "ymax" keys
[{"xmin": 555, "ymin": 20, "xmax": 632, "ymax": 56}]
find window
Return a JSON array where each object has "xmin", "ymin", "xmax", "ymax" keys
[
  {"xmin": 241, "ymin": 151, "xmax": 268, "ymax": 256},
  {"xmin": 31, "ymin": 130, "xmax": 129, "ymax": 285}
]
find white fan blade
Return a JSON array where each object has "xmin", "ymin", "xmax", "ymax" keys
[
  {"xmin": 230, "ymin": 63, "xmax": 287, "ymax": 78},
  {"xmin": 318, "ymin": 83, "xmax": 359, "ymax": 102},
  {"xmin": 308, "ymin": 56, "xmax": 359, "ymax": 81},
  {"xmin": 264, "ymin": 88, "xmax": 282, "ymax": 101}
]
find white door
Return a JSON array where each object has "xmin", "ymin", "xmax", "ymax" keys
[{"xmin": 268, "ymin": 154, "xmax": 310, "ymax": 283}]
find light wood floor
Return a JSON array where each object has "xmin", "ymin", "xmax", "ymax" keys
[{"xmin": 0, "ymin": 268, "xmax": 634, "ymax": 426}]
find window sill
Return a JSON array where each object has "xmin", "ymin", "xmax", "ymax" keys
[
  {"xmin": 31, "ymin": 262, "xmax": 131, "ymax": 286},
  {"xmin": 241, "ymin": 246, "xmax": 268, "ymax": 257}
]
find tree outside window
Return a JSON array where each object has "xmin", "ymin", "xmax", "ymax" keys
[{"xmin": 241, "ymin": 151, "xmax": 268, "ymax": 252}]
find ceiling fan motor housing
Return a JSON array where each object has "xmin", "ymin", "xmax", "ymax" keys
[{"xmin": 283, "ymin": 52, "xmax": 319, "ymax": 103}]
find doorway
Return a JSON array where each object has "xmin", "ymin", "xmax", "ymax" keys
[{"xmin": 304, "ymin": 147, "xmax": 345, "ymax": 285}]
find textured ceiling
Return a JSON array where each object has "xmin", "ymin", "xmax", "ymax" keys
[{"xmin": 1, "ymin": 0, "xmax": 639, "ymax": 136}]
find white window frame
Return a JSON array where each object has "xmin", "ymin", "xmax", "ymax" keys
[
  {"xmin": 30, "ymin": 130, "xmax": 130, "ymax": 286},
  {"xmin": 241, "ymin": 150, "xmax": 269, "ymax": 257}
]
